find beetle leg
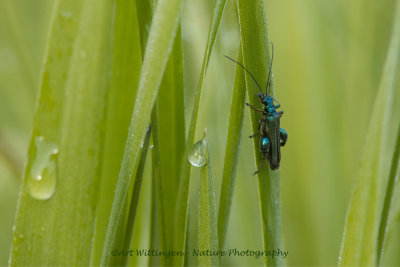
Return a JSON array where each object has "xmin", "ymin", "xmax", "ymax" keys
[
  {"xmin": 253, "ymin": 158, "xmax": 265, "ymax": 175},
  {"xmin": 246, "ymin": 103, "xmax": 264, "ymax": 112},
  {"xmin": 254, "ymin": 158, "xmax": 265, "ymax": 175},
  {"xmin": 249, "ymin": 131, "xmax": 260, "ymax": 139},
  {"xmin": 254, "ymin": 136, "xmax": 270, "ymax": 175},
  {"xmin": 259, "ymin": 118, "xmax": 267, "ymax": 134},
  {"xmin": 250, "ymin": 118, "xmax": 266, "ymax": 138},
  {"xmin": 280, "ymin": 128, "xmax": 288, "ymax": 146}
]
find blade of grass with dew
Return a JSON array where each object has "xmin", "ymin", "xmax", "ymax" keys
[
  {"xmin": 100, "ymin": 0, "xmax": 183, "ymax": 265},
  {"xmin": 122, "ymin": 125, "xmax": 152, "ymax": 266},
  {"xmin": 90, "ymin": 1, "xmax": 142, "ymax": 265},
  {"xmin": 199, "ymin": 140, "xmax": 219, "ymax": 267},
  {"xmin": 9, "ymin": 0, "xmax": 115, "ymax": 265},
  {"xmin": 236, "ymin": 0, "xmax": 283, "ymax": 266},
  {"xmin": 218, "ymin": 47, "xmax": 246, "ymax": 249},
  {"xmin": 378, "ymin": 124, "xmax": 400, "ymax": 265},
  {"xmin": 339, "ymin": 0, "xmax": 400, "ymax": 265},
  {"xmin": 174, "ymin": 1, "xmax": 227, "ymax": 265}
]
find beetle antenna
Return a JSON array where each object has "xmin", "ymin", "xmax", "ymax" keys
[
  {"xmin": 271, "ymin": 96, "xmax": 280, "ymax": 106},
  {"xmin": 266, "ymin": 43, "xmax": 274, "ymax": 95},
  {"xmin": 224, "ymin": 55, "xmax": 264, "ymax": 95}
]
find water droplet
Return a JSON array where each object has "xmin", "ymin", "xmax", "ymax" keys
[
  {"xmin": 12, "ymin": 225, "xmax": 15, "ymax": 231},
  {"xmin": 26, "ymin": 136, "xmax": 58, "ymax": 200},
  {"xmin": 188, "ymin": 139, "xmax": 208, "ymax": 167}
]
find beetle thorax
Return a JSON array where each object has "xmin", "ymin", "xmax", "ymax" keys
[{"xmin": 263, "ymin": 96, "xmax": 276, "ymax": 116}]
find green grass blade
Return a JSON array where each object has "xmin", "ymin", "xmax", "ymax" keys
[
  {"xmin": 156, "ymin": 25, "xmax": 185, "ymax": 256},
  {"xmin": 149, "ymin": 166, "xmax": 161, "ymax": 267},
  {"xmin": 236, "ymin": 0, "xmax": 283, "ymax": 266},
  {"xmin": 174, "ymin": 1, "xmax": 227, "ymax": 265},
  {"xmin": 100, "ymin": 0, "xmax": 183, "ymax": 265},
  {"xmin": 185, "ymin": 0, "xmax": 227, "ymax": 148},
  {"xmin": 376, "ymin": 5, "xmax": 400, "ymax": 264},
  {"xmin": 90, "ymin": 1, "xmax": 142, "ymax": 265},
  {"xmin": 199, "ymin": 141, "xmax": 219, "ymax": 267},
  {"xmin": 218, "ymin": 47, "xmax": 246, "ymax": 250},
  {"xmin": 135, "ymin": 0, "xmax": 155, "ymax": 56},
  {"xmin": 151, "ymin": 108, "xmax": 167, "ymax": 267},
  {"xmin": 378, "ymin": 124, "xmax": 400, "ymax": 265},
  {"xmin": 9, "ymin": 0, "xmax": 115, "ymax": 265},
  {"xmin": 339, "ymin": 0, "xmax": 400, "ymax": 265},
  {"xmin": 122, "ymin": 125, "xmax": 152, "ymax": 265}
]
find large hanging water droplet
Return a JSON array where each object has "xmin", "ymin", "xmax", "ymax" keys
[
  {"xmin": 188, "ymin": 139, "xmax": 208, "ymax": 167},
  {"xmin": 26, "ymin": 136, "xmax": 58, "ymax": 200}
]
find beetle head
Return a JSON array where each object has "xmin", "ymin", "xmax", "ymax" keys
[{"xmin": 258, "ymin": 93, "xmax": 268, "ymax": 104}]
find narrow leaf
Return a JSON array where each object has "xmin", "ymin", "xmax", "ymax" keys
[
  {"xmin": 9, "ymin": 0, "xmax": 115, "ymax": 265},
  {"xmin": 135, "ymin": 0, "xmax": 154, "ymax": 56},
  {"xmin": 151, "ymin": 108, "xmax": 167, "ymax": 267},
  {"xmin": 378, "ymin": 124, "xmax": 400, "ymax": 265},
  {"xmin": 174, "ymin": 1, "xmax": 227, "ymax": 265},
  {"xmin": 339, "ymin": 0, "xmax": 400, "ymax": 265},
  {"xmin": 90, "ymin": 0, "xmax": 142, "ymax": 264},
  {"xmin": 156, "ymin": 25, "xmax": 185, "ymax": 256},
  {"xmin": 100, "ymin": 0, "xmax": 183, "ymax": 265},
  {"xmin": 199, "ymin": 141, "xmax": 219, "ymax": 267},
  {"xmin": 218, "ymin": 47, "xmax": 246, "ymax": 249},
  {"xmin": 122, "ymin": 125, "xmax": 152, "ymax": 266},
  {"xmin": 236, "ymin": 0, "xmax": 283, "ymax": 266}
]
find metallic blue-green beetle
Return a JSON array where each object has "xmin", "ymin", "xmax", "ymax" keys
[{"xmin": 225, "ymin": 44, "xmax": 288, "ymax": 174}]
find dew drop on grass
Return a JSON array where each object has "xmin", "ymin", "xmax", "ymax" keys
[
  {"xmin": 188, "ymin": 139, "xmax": 208, "ymax": 167},
  {"xmin": 26, "ymin": 136, "xmax": 58, "ymax": 200}
]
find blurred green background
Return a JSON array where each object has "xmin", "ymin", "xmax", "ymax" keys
[{"xmin": 1, "ymin": 0, "xmax": 399, "ymax": 266}]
